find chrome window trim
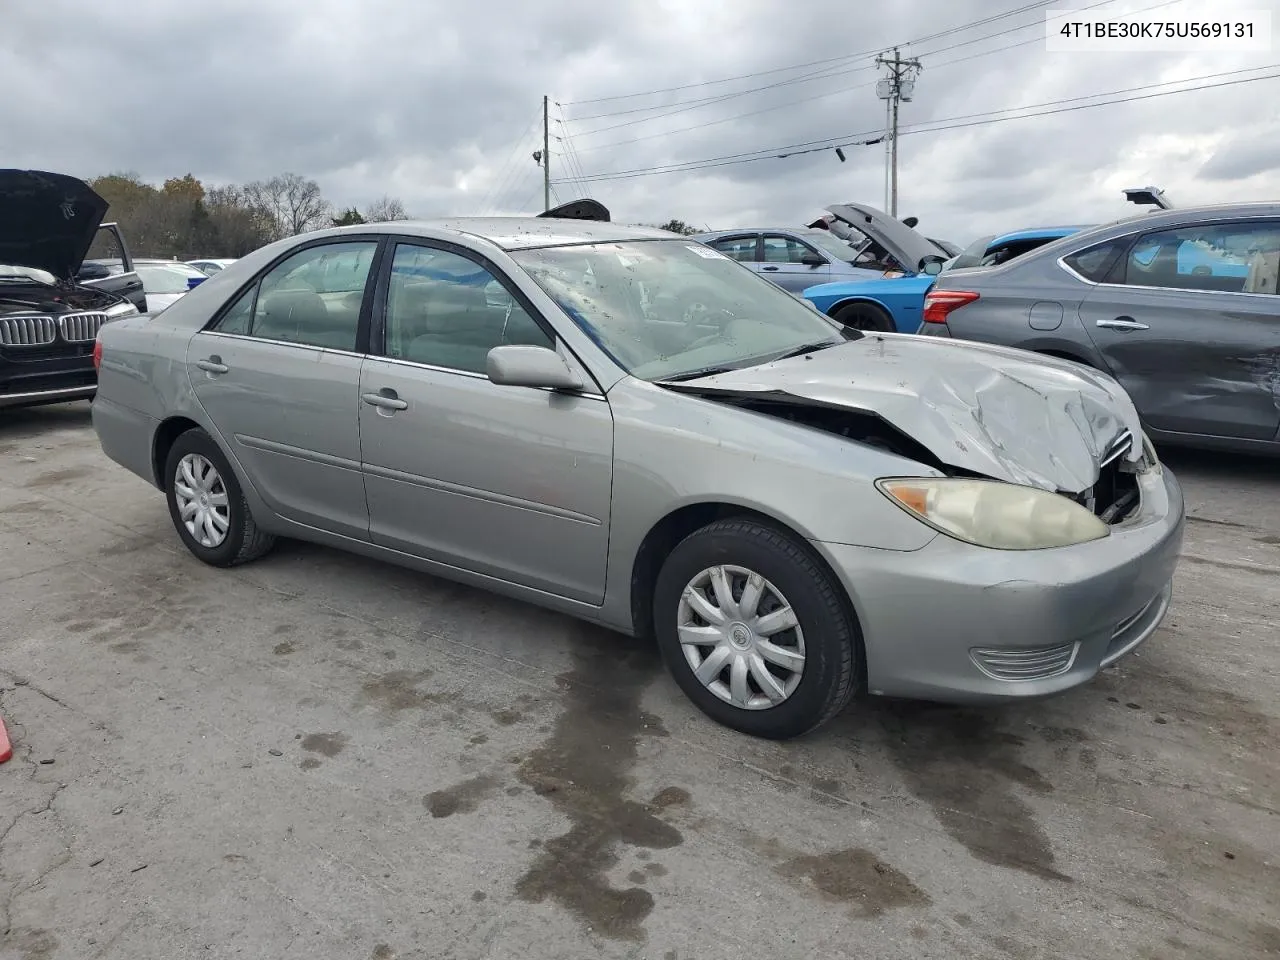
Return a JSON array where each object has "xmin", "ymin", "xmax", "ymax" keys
[
  {"xmin": 1057, "ymin": 214, "xmax": 1280, "ymax": 298},
  {"xmin": 198, "ymin": 330, "xmax": 606, "ymax": 399}
]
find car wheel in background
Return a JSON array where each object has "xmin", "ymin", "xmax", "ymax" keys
[
  {"xmin": 652, "ymin": 517, "xmax": 861, "ymax": 739},
  {"xmin": 832, "ymin": 302, "xmax": 894, "ymax": 333},
  {"xmin": 163, "ymin": 428, "xmax": 276, "ymax": 567}
]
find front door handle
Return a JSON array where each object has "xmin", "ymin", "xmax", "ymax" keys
[
  {"xmin": 362, "ymin": 390, "xmax": 408, "ymax": 411},
  {"xmin": 1096, "ymin": 317, "xmax": 1149, "ymax": 331},
  {"xmin": 761, "ymin": 265, "xmax": 779, "ymax": 272},
  {"xmin": 195, "ymin": 357, "xmax": 229, "ymax": 374}
]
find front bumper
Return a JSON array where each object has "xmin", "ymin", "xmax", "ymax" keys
[{"xmin": 817, "ymin": 465, "xmax": 1184, "ymax": 703}]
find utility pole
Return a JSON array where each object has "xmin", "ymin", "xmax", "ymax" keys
[
  {"xmin": 542, "ymin": 95, "xmax": 551, "ymax": 211},
  {"xmin": 875, "ymin": 48, "xmax": 921, "ymax": 218}
]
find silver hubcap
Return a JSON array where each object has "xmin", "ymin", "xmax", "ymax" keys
[
  {"xmin": 173, "ymin": 453, "xmax": 230, "ymax": 548},
  {"xmin": 677, "ymin": 565, "xmax": 805, "ymax": 710}
]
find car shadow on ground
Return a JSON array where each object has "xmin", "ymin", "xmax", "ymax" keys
[{"xmin": 0, "ymin": 401, "xmax": 93, "ymax": 441}]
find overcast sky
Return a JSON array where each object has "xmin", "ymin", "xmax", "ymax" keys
[{"xmin": 3, "ymin": 0, "xmax": 1276, "ymax": 243}]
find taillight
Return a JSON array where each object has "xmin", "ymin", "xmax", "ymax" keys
[
  {"xmin": 92, "ymin": 337, "xmax": 103, "ymax": 370},
  {"xmin": 922, "ymin": 290, "xmax": 979, "ymax": 324}
]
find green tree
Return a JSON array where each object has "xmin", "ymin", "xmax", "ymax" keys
[
  {"xmin": 332, "ymin": 207, "xmax": 366, "ymax": 227},
  {"xmin": 657, "ymin": 219, "xmax": 699, "ymax": 236}
]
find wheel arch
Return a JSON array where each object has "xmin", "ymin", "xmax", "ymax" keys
[
  {"xmin": 151, "ymin": 415, "xmax": 206, "ymax": 486},
  {"xmin": 628, "ymin": 501, "xmax": 866, "ymax": 675}
]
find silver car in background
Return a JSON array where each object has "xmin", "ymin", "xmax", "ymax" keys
[
  {"xmin": 91, "ymin": 215, "xmax": 1184, "ymax": 738},
  {"xmin": 922, "ymin": 202, "xmax": 1280, "ymax": 456}
]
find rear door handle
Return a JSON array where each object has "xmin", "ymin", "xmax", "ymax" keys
[
  {"xmin": 761, "ymin": 265, "xmax": 779, "ymax": 272},
  {"xmin": 1096, "ymin": 318, "xmax": 1149, "ymax": 331},
  {"xmin": 195, "ymin": 357, "xmax": 229, "ymax": 374},
  {"xmin": 362, "ymin": 391, "xmax": 408, "ymax": 411}
]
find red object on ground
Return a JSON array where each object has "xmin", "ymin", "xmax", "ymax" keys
[{"xmin": 0, "ymin": 714, "xmax": 11, "ymax": 764}]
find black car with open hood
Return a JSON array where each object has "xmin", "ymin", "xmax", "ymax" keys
[{"xmin": 1, "ymin": 170, "xmax": 144, "ymax": 410}]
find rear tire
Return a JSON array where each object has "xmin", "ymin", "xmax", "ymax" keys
[
  {"xmin": 652, "ymin": 518, "xmax": 861, "ymax": 739},
  {"xmin": 832, "ymin": 302, "xmax": 894, "ymax": 333},
  {"xmin": 163, "ymin": 428, "xmax": 276, "ymax": 568}
]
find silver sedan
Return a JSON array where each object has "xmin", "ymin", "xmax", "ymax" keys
[{"xmin": 91, "ymin": 215, "xmax": 1185, "ymax": 738}]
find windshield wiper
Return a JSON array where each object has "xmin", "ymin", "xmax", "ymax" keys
[
  {"xmin": 771, "ymin": 339, "xmax": 842, "ymax": 362},
  {"xmin": 657, "ymin": 365, "xmax": 737, "ymax": 383}
]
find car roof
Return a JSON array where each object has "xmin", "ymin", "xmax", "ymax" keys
[
  {"xmin": 987, "ymin": 225, "xmax": 1089, "ymax": 246},
  {"xmin": 694, "ymin": 227, "xmax": 848, "ymax": 238},
  {"xmin": 416, "ymin": 217, "xmax": 680, "ymax": 250}
]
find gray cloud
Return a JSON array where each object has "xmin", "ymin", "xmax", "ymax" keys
[{"xmin": 2, "ymin": 0, "xmax": 1276, "ymax": 245}]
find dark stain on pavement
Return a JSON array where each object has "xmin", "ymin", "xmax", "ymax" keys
[
  {"xmin": 4, "ymin": 927, "xmax": 58, "ymax": 960},
  {"xmin": 273, "ymin": 640, "xmax": 297, "ymax": 655},
  {"xmin": 777, "ymin": 848, "xmax": 931, "ymax": 916},
  {"xmin": 301, "ymin": 732, "xmax": 348, "ymax": 757},
  {"xmin": 300, "ymin": 758, "xmax": 322, "ymax": 771},
  {"xmin": 874, "ymin": 703, "xmax": 1071, "ymax": 883},
  {"xmin": 425, "ymin": 774, "xmax": 498, "ymax": 818},
  {"xmin": 515, "ymin": 623, "xmax": 677, "ymax": 942},
  {"xmin": 491, "ymin": 708, "xmax": 524, "ymax": 726},
  {"xmin": 355, "ymin": 670, "xmax": 446, "ymax": 716},
  {"xmin": 25, "ymin": 466, "xmax": 91, "ymax": 486}
]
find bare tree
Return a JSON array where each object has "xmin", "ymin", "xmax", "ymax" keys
[
  {"xmin": 244, "ymin": 172, "xmax": 331, "ymax": 238},
  {"xmin": 365, "ymin": 195, "xmax": 410, "ymax": 222}
]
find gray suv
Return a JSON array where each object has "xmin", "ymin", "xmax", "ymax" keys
[{"xmin": 921, "ymin": 202, "xmax": 1280, "ymax": 456}]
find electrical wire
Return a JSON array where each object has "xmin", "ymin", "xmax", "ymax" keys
[
  {"xmin": 560, "ymin": 0, "xmax": 1062, "ymax": 107},
  {"xmin": 567, "ymin": 0, "xmax": 1184, "ymax": 157},
  {"xmin": 563, "ymin": 0, "xmax": 1124, "ymax": 136},
  {"xmin": 554, "ymin": 67, "xmax": 1280, "ymax": 184}
]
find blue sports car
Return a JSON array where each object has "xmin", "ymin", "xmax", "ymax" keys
[{"xmin": 802, "ymin": 204, "xmax": 1086, "ymax": 332}]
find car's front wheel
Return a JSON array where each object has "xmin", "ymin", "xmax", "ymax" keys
[
  {"xmin": 163, "ymin": 428, "xmax": 276, "ymax": 567},
  {"xmin": 652, "ymin": 518, "xmax": 861, "ymax": 739},
  {"xmin": 832, "ymin": 301, "xmax": 894, "ymax": 333}
]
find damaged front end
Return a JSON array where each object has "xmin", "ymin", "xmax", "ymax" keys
[{"xmin": 660, "ymin": 335, "xmax": 1158, "ymax": 533}]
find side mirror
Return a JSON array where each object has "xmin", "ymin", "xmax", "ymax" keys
[
  {"xmin": 486, "ymin": 344, "xmax": 583, "ymax": 391},
  {"xmin": 920, "ymin": 259, "xmax": 944, "ymax": 277},
  {"xmin": 800, "ymin": 252, "xmax": 826, "ymax": 267},
  {"xmin": 77, "ymin": 262, "xmax": 111, "ymax": 281}
]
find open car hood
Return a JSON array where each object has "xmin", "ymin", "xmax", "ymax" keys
[
  {"xmin": 666, "ymin": 333, "xmax": 1144, "ymax": 494},
  {"xmin": 0, "ymin": 169, "xmax": 108, "ymax": 280},
  {"xmin": 826, "ymin": 202, "xmax": 944, "ymax": 275}
]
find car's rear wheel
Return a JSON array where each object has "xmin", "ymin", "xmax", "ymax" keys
[
  {"xmin": 164, "ymin": 429, "xmax": 275, "ymax": 567},
  {"xmin": 832, "ymin": 302, "xmax": 893, "ymax": 333},
  {"xmin": 652, "ymin": 518, "xmax": 860, "ymax": 739}
]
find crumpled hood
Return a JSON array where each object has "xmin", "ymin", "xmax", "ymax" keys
[
  {"xmin": 672, "ymin": 332, "xmax": 1145, "ymax": 493},
  {"xmin": 0, "ymin": 169, "xmax": 108, "ymax": 280}
]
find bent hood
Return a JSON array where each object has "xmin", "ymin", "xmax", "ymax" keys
[
  {"xmin": 0, "ymin": 169, "xmax": 108, "ymax": 279},
  {"xmin": 826, "ymin": 202, "xmax": 945, "ymax": 275},
  {"xmin": 669, "ymin": 333, "xmax": 1144, "ymax": 493}
]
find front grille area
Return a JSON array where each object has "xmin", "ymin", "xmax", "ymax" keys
[
  {"xmin": 0, "ymin": 315, "xmax": 57, "ymax": 346},
  {"xmin": 970, "ymin": 641, "xmax": 1079, "ymax": 681},
  {"xmin": 58, "ymin": 312, "xmax": 108, "ymax": 342},
  {"xmin": 1064, "ymin": 430, "xmax": 1141, "ymax": 524}
]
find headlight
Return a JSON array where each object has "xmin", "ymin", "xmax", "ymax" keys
[
  {"xmin": 104, "ymin": 301, "xmax": 139, "ymax": 319},
  {"xmin": 877, "ymin": 477, "xmax": 1109, "ymax": 550}
]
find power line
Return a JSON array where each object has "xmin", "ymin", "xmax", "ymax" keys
[
  {"xmin": 564, "ymin": 0, "xmax": 1182, "ymax": 157},
  {"xmin": 560, "ymin": 0, "xmax": 1061, "ymax": 107},
  {"xmin": 563, "ymin": 0, "xmax": 1122, "ymax": 134},
  {"xmin": 554, "ymin": 67, "xmax": 1280, "ymax": 185},
  {"xmin": 478, "ymin": 108, "xmax": 541, "ymax": 214}
]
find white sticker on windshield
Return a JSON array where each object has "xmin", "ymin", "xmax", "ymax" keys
[{"xmin": 686, "ymin": 244, "xmax": 729, "ymax": 259}]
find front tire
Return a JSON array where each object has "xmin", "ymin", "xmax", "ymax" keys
[
  {"xmin": 832, "ymin": 302, "xmax": 894, "ymax": 333},
  {"xmin": 163, "ymin": 428, "xmax": 275, "ymax": 567},
  {"xmin": 652, "ymin": 518, "xmax": 861, "ymax": 739}
]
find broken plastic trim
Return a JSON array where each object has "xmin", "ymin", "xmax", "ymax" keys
[{"xmin": 538, "ymin": 199, "xmax": 611, "ymax": 222}]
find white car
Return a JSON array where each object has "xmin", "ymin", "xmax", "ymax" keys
[
  {"xmin": 187, "ymin": 258, "xmax": 238, "ymax": 276},
  {"xmin": 134, "ymin": 260, "xmax": 214, "ymax": 313}
]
